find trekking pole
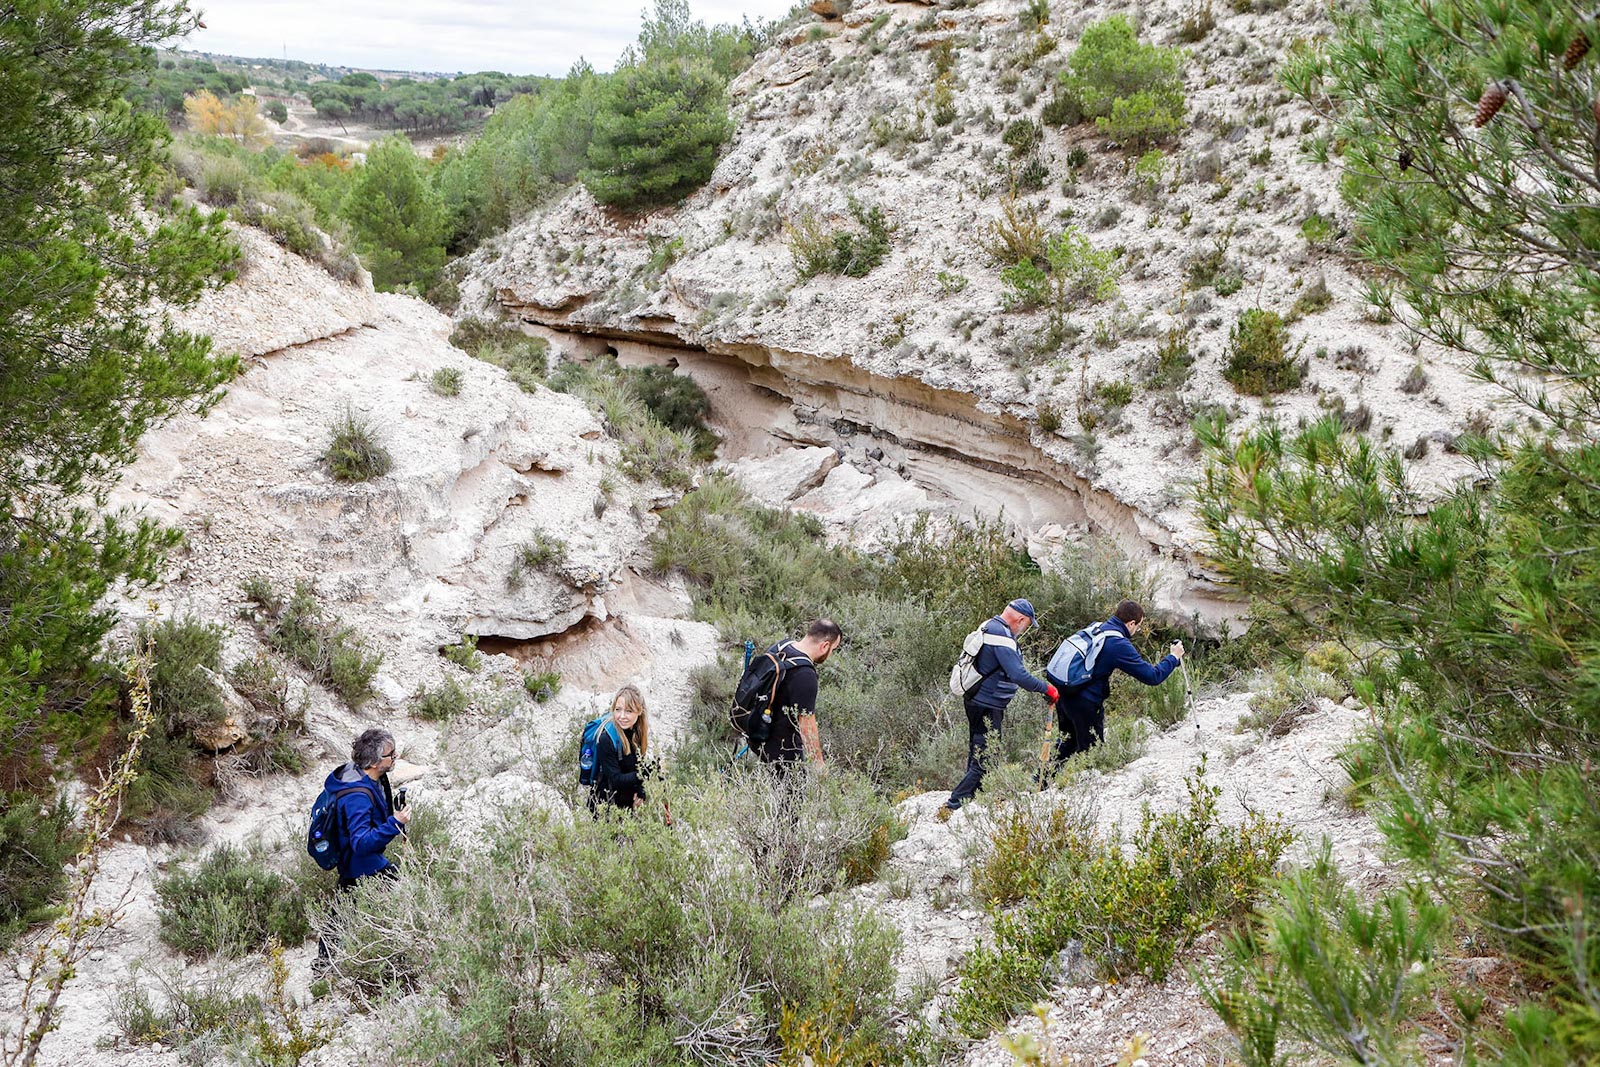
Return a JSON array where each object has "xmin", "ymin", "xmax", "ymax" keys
[
  {"xmin": 1036, "ymin": 695, "xmax": 1056, "ymax": 790},
  {"xmin": 1182, "ymin": 657, "xmax": 1198, "ymax": 743}
]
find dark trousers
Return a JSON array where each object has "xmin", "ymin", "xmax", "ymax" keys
[
  {"xmin": 947, "ymin": 699, "xmax": 1004, "ymax": 807},
  {"xmin": 1046, "ymin": 672, "xmax": 1104, "ymax": 769},
  {"xmin": 316, "ymin": 862, "xmax": 398, "ymax": 964}
]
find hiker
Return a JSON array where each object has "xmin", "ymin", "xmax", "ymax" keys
[
  {"xmin": 938, "ymin": 599, "xmax": 1058, "ymax": 821},
  {"xmin": 314, "ymin": 728, "xmax": 409, "ymax": 967},
  {"xmin": 590, "ymin": 684, "xmax": 651, "ymax": 813},
  {"xmin": 1044, "ymin": 600, "xmax": 1184, "ymax": 774},
  {"xmin": 755, "ymin": 618, "xmax": 843, "ymax": 769}
]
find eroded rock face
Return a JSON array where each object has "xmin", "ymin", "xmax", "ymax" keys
[
  {"xmin": 458, "ymin": 0, "xmax": 1507, "ymax": 623},
  {"xmin": 120, "ymin": 227, "xmax": 652, "ymax": 659}
]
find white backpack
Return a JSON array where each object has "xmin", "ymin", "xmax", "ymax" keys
[{"xmin": 949, "ymin": 623, "xmax": 1018, "ymax": 696}]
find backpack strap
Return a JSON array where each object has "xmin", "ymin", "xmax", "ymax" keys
[{"xmin": 329, "ymin": 785, "xmax": 369, "ymax": 849}]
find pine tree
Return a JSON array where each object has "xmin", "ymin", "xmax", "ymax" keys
[
  {"xmin": 1197, "ymin": 0, "xmax": 1600, "ymax": 1051},
  {"xmin": 339, "ymin": 135, "xmax": 448, "ymax": 291},
  {"xmin": 0, "ymin": 0, "xmax": 238, "ymax": 785},
  {"xmin": 581, "ymin": 56, "xmax": 731, "ymax": 211}
]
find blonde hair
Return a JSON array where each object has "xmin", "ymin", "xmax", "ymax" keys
[{"xmin": 609, "ymin": 685, "xmax": 649, "ymax": 756}]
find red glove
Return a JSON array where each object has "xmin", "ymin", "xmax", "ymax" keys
[{"xmin": 1045, "ymin": 684, "xmax": 1060, "ymax": 703}]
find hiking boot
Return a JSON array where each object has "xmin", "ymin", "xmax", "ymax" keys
[{"xmin": 935, "ymin": 803, "xmax": 957, "ymax": 824}]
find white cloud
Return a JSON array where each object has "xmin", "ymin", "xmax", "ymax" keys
[{"xmin": 187, "ymin": 0, "xmax": 801, "ymax": 75}]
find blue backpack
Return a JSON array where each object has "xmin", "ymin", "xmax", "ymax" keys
[
  {"xmin": 1047, "ymin": 622, "xmax": 1121, "ymax": 691},
  {"xmin": 578, "ymin": 715, "xmax": 622, "ymax": 788},
  {"xmin": 306, "ymin": 782, "xmax": 365, "ymax": 871}
]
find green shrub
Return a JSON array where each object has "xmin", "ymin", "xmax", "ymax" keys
[
  {"xmin": 1000, "ymin": 227, "xmax": 1120, "ymax": 317},
  {"xmin": 1289, "ymin": 274, "xmax": 1333, "ymax": 320},
  {"xmin": 980, "ymin": 191, "xmax": 1047, "ymax": 267},
  {"xmin": 113, "ymin": 961, "xmax": 263, "ymax": 1050},
  {"xmin": 507, "ymin": 533, "xmax": 569, "ymax": 591},
  {"xmin": 1151, "ymin": 326, "xmax": 1195, "ymax": 389},
  {"xmin": 324, "ymin": 407, "xmax": 393, "ymax": 482},
  {"xmin": 1300, "ymin": 212, "xmax": 1336, "ymax": 248},
  {"xmin": 549, "ymin": 357, "xmax": 700, "ymax": 486},
  {"xmin": 1223, "ymin": 309, "xmax": 1305, "ymax": 396},
  {"xmin": 442, "ymin": 634, "xmax": 482, "ymax": 671},
  {"xmin": 247, "ymin": 580, "xmax": 383, "ymax": 706},
  {"xmin": 139, "ymin": 614, "xmax": 228, "ymax": 734},
  {"xmin": 1003, "ymin": 118, "xmax": 1043, "ymax": 156},
  {"xmin": 0, "ymin": 793, "xmax": 77, "ymax": 949},
  {"xmin": 328, "ymin": 789, "xmax": 901, "ymax": 1066},
  {"xmin": 1057, "ymin": 16, "xmax": 1186, "ymax": 146},
  {"xmin": 1239, "ymin": 666, "xmax": 1341, "ymax": 737},
  {"xmin": 623, "ymin": 364, "xmax": 715, "ymax": 455},
  {"xmin": 340, "ymin": 135, "xmax": 448, "ymax": 292},
  {"xmin": 952, "ymin": 761, "xmax": 1290, "ymax": 1035},
  {"xmin": 198, "ymin": 154, "xmax": 257, "ymax": 207},
  {"xmin": 429, "ymin": 366, "xmax": 463, "ymax": 397},
  {"xmin": 789, "ymin": 198, "xmax": 892, "ymax": 280},
  {"xmin": 450, "ymin": 319, "xmax": 549, "ymax": 392},
  {"xmin": 1198, "ymin": 849, "xmax": 1447, "ymax": 1066},
  {"xmin": 414, "ymin": 676, "xmax": 471, "ymax": 721},
  {"xmin": 523, "ymin": 669, "xmax": 562, "ymax": 702},
  {"xmin": 156, "ymin": 844, "xmax": 313, "ymax": 957}
]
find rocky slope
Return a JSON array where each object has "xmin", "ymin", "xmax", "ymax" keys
[
  {"xmin": 458, "ymin": 0, "xmax": 1506, "ymax": 622},
  {"xmin": 1, "ymin": 224, "xmax": 721, "ymax": 1066}
]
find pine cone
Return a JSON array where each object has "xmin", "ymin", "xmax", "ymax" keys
[
  {"xmin": 1397, "ymin": 146, "xmax": 1414, "ymax": 171},
  {"xmin": 1566, "ymin": 31, "xmax": 1591, "ymax": 70},
  {"xmin": 1474, "ymin": 81, "xmax": 1509, "ymax": 127}
]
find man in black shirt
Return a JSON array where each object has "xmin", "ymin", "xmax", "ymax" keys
[{"xmin": 758, "ymin": 618, "xmax": 843, "ymax": 768}]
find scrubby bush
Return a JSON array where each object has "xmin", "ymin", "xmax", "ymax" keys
[
  {"xmin": 156, "ymin": 843, "xmax": 314, "ymax": 956},
  {"xmin": 1239, "ymin": 665, "xmax": 1342, "ymax": 737},
  {"xmin": 952, "ymin": 762, "xmax": 1289, "ymax": 1035},
  {"xmin": 980, "ymin": 191, "xmax": 1047, "ymax": 267},
  {"xmin": 1003, "ymin": 118, "xmax": 1043, "ymax": 156},
  {"xmin": 523, "ymin": 669, "xmax": 562, "ymax": 701},
  {"xmin": 1057, "ymin": 16, "xmax": 1186, "ymax": 146},
  {"xmin": 0, "ymin": 794, "xmax": 77, "ymax": 949},
  {"xmin": 1000, "ymin": 227, "xmax": 1120, "ymax": 315},
  {"xmin": 413, "ymin": 676, "xmax": 471, "ymax": 721},
  {"xmin": 124, "ymin": 615, "xmax": 232, "ymax": 836},
  {"xmin": 507, "ymin": 533, "xmax": 570, "ymax": 591},
  {"xmin": 549, "ymin": 357, "xmax": 701, "ymax": 484},
  {"xmin": 449, "ymin": 318, "xmax": 549, "ymax": 392},
  {"xmin": 326, "ymin": 789, "xmax": 901, "ymax": 1066},
  {"xmin": 442, "ymin": 634, "xmax": 482, "ymax": 671},
  {"xmin": 243, "ymin": 579, "xmax": 383, "ymax": 706},
  {"xmin": 1223, "ymin": 309, "xmax": 1305, "ymax": 396},
  {"xmin": 324, "ymin": 407, "xmax": 393, "ymax": 482},
  {"xmin": 429, "ymin": 366, "xmax": 463, "ymax": 397},
  {"xmin": 789, "ymin": 198, "xmax": 892, "ymax": 280}
]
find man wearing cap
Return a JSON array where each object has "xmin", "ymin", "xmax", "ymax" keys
[{"xmin": 938, "ymin": 598, "xmax": 1058, "ymax": 820}]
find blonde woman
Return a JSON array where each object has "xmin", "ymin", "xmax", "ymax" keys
[{"xmin": 590, "ymin": 685, "xmax": 650, "ymax": 813}]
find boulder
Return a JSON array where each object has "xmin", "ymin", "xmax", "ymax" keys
[{"xmin": 725, "ymin": 446, "xmax": 839, "ymax": 505}]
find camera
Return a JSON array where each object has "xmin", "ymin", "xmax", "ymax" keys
[{"xmin": 394, "ymin": 786, "xmax": 408, "ymax": 810}]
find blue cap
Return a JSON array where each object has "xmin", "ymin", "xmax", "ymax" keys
[{"xmin": 1008, "ymin": 598, "xmax": 1037, "ymax": 619}]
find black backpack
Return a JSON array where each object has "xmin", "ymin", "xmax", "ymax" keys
[{"xmin": 729, "ymin": 641, "xmax": 808, "ymax": 745}]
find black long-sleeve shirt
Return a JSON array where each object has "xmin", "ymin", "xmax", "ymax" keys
[{"xmin": 592, "ymin": 724, "xmax": 647, "ymax": 810}]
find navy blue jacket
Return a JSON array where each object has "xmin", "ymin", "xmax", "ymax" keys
[
  {"xmin": 324, "ymin": 763, "xmax": 402, "ymax": 880},
  {"xmin": 969, "ymin": 616, "xmax": 1050, "ymax": 710},
  {"xmin": 1051, "ymin": 617, "xmax": 1178, "ymax": 710}
]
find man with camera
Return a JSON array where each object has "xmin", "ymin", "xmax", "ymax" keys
[
  {"xmin": 325, "ymin": 727, "xmax": 410, "ymax": 886},
  {"xmin": 315, "ymin": 728, "xmax": 409, "ymax": 968}
]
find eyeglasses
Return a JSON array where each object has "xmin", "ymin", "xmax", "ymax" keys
[{"xmin": 381, "ymin": 748, "xmax": 396, "ymax": 760}]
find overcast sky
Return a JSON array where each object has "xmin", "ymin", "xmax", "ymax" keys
[{"xmin": 184, "ymin": 0, "xmax": 800, "ymax": 76}]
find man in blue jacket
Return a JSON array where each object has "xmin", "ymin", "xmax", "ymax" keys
[
  {"xmin": 325, "ymin": 727, "xmax": 410, "ymax": 885},
  {"xmin": 938, "ymin": 599, "xmax": 1058, "ymax": 821},
  {"xmin": 315, "ymin": 728, "xmax": 409, "ymax": 968},
  {"xmin": 1045, "ymin": 600, "xmax": 1184, "ymax": 775}
]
